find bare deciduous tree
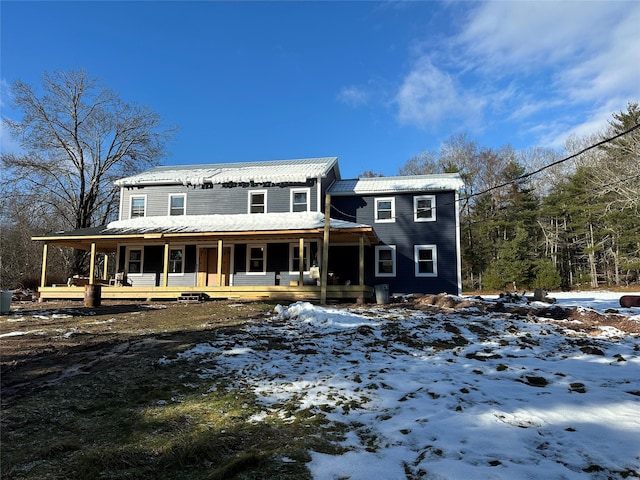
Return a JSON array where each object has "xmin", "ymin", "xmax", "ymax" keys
[{"xmin": 1, "ymin": 69, "xmax": 176, "ymax": 275}]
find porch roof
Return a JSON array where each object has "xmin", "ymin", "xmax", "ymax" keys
[{"xmin": 32, "ymin": 212, "xmax": 378, "ymax": 251}]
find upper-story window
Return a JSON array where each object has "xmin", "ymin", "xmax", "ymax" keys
[
  {"xmin": 291, "ymin": 188, "xmax": 310, "ymax": 212},
  {"xmin": 249, "ymin": 190, "xmax": 267, "ymax": 214},
  {"xmin": 414, "ymin": 195, "xmax": 436, "ymax": 222},
  {"xmin": 130, "ymin": 196, "xmax": 146, "ymax": 218},
  {"xmin": 375, "ymin": 197, "xmax": 395, "ymax": 223},
  {"xmin": 169, "ymin": 194, "xmax": 186, "ymax": 216}
]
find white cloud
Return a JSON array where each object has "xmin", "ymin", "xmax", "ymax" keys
[
  {"xmin": 337, "ymin": 86, "xmax": 370, "ymax": 107},
  {"xmin": 395, "ymin": 2, "xmax": 640, "ymax": 145},
  {"xmin": 458, "ymin": 2, "xmax": 611, "ymax": 71},
  {"xmin": 395, "ymin": 58, "xmax": 485, "ymax": 130},
  {"xmin": 0, "ymin": 118, "xmax": 22, "ymax": 155},
  {"xmin": 0, "ymin": 78, "xmax": 13, "ymax": 110},
  {"xmin": 556, "ymin": 9, "xmax": 640, "ymax": 104}
]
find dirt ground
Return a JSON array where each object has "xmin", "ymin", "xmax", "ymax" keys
[
  {"xmin": 0, "ymin": 299, "xmax": 276, "ymax": 406},
  {"xmin": 1, "ymin": 295, "xmax": 638, "ymax": 407},
  {"xmin": 413, "ymin": 293, "xmax": 640, "ymax": 335},
  {"xmin": 1, "ymin": 296, "xmax": 638, "ymax": 480}
]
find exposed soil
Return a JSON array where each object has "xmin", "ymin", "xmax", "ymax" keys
[
  {"xmin": 2, "ymin": 295, "xmax": 638, "ymax": 407},
  {"xmin": 0, "ymin": 299, "xmax": 275, "ymax": 406},
  {"xmin": 413, "ymin": 292, "xmax": 640, "ymax": 335},
  {"xmin": 1, "ymin": 295, "xmax": 638, "ymax": 480}
]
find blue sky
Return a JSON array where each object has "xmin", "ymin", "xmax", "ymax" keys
[{"xmin": 1, "ymin": 1, "xmax": 639, "ymax": 178}]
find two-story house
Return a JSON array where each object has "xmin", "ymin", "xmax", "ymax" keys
[{"xmin": 33, "ymin": 157, "xmax": 463, "ymax": 303}]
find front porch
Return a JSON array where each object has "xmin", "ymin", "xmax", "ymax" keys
[
  {"xmin": 32, "ymin": 211, "xmax": 379, "ymax": 304},
  {"xmin": 36, "ymin": 284, "xmax": 374, "ymax": 302}
]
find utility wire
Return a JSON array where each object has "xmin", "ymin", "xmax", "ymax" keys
[
  {"xmin": 468, "ymin": 122, "xmax": 640, "ymax": 199},
  {"xmin": 330, "ymin": 123, "xmax": 639, "ymax": 221}
]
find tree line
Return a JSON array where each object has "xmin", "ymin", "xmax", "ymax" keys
[{"xmin": 397, "ymin": 103, "xmax": 639, "ymax": 291}]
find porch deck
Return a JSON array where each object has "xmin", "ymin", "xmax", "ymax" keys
[{"xmin": 36, "ymin": 284, "xmax": 375, "ymax": 302}]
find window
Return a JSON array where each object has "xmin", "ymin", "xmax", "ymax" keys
[
  {"xmin": 414, "ymin": 195, "xmax": 436, "ymax": 222},
  {"xmin": 247, "ymin": 245, "xmax": 266, "ymax": 273},
  {"xmin": 290, "ymin": 243, "xmax": 310, "ymax": 272},
  {"xmin": 130, "ymin": 196, "xmax": 146, "ymax": 218},
  {"xmin": 127, "ymin": 248, "xmax": 143, "ymax": 274},
  {"xmin": 375, "ymin": 197, "xmax": 395, "ymax": 223},
  {"xmin": 169, "ymin": 194, "xmax": 186, "ymax": 216},
  {"xmin": 291, "ymin": 188, "xmax": 310, "ymax": 212},
  {"xmin": 248, "ymin": 190, "xmax": 267, "ymax": 214},
  {"xmin": 375, "ymin": 245, "xmax": 396, "ymax": 277},
  {"xmin": 168, "ymin": 248, "xmax": 184, "ymax": 274},
  {"xmin": 414, "ymin": 245, "xmax": 437, "ymax": 277}
]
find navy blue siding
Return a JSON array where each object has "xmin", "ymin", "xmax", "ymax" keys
[{"xmin": 332, "ymin": 191, "xmax": 459, "ymax": 295}]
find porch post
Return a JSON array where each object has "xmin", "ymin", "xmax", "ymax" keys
[
  {"xmin": 40, "ymin": 243, "xmax": 48, "ymax": 288},
  {"xmin": 163, "ymin": 243, "xmax": 170, "ymax": 287},
  {"xmin": 298, "ymin": 237, "xmax": 304, "ymax": 286},
  {"xmin": 217, "ymin": 239, "xmax": 223, "ymax": 287},
  {"xmin": 103, "ymin": 254, "xmax": 109, "ymax": 281},
  {"xmin": 89, "ymin": 243, "xmax": 96, "ymax": 284},
  {"xmin": 359, "ymin": 234, "xmax": 365, "ymax": 286},
  {"xmin": 321, "ymin": 194, "xmax": 331, "ymax": 304}
]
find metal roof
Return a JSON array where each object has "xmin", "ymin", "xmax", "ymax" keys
[
  {"xmin": 35, "ymin": 212, "xmax": 370, "ymax": 237},
  {"xmin": 115, "ymin": 157, "xmax": 339, "ymax": 187},
  {"xmin": 328, "ymin": 173, "xmax": 464, "ymax": 196}
]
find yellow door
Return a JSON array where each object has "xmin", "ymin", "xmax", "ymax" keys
[{"xmin": 199, "ymin": 248, "xmax": 231, "ymax": 287}]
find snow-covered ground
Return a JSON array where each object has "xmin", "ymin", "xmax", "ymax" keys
[{"xmin": 163, "ymin": 291, "xmax": 640, "ymax": 479}]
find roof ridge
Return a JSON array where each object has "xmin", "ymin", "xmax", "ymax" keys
[{"xmin": 150, "ymin": 157, "xmax": 338, "ymax": 171}]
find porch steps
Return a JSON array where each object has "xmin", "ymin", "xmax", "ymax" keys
[{"xmin": 178, "ymin": 292, "xmax": 206, "ymax": 303}]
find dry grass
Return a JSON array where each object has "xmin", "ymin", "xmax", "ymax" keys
[{"xmin": 0, "ymin": 300, "xmax": 339, "ymax": 479}]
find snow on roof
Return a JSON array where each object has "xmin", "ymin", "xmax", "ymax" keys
[
  {"xmin": 115, "ymin": 157, "xmax": 339, "ymax": 187},
  {"xmin": 105, "ymin": 212, "xmax": 368, "ymax": 234},
  {"xmin": 328, "ymin": 173, "xmax": 464, "ymax": 196}
]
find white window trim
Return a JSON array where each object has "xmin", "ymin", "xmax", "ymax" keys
[
  {"xmin": 414, "ymin": 244, "xmax": 438, "ymax": 277},
  {"xmin": 246, "ymin": 244, "xmax": 267, "ymax": 275},
  {"xmin": 118, "ymin": 188, "xmax": 124, "ymax": 220},
  {"xmin": 168, "ymin": 193, "xmax": 187, "ymax": 216},
  {"xmin": 374, "ymin": 197, "xmax": 396, "ymax": 223},
  {"xmin": 290, "ymin": 188, "xmax": 311, "ymax": 213},
  {"xmin": 125, "ymin": 246, "xmax": 144, "ymax": 276},
  {"xmin": 375, "ymin": 245, "xmax": 396, "ymax": 277},
  {"xmin": 130, "ymin": 195, "xmax": 147, "ymax": 219},
  {"xmin": 168, "ymin": 246, "xmax": 185, "ymax": 275},
  {"xmin": 248, "ymin": 190, "xmax": 268, "ymax": 214},
  {"xmin": 414, "ymin": 195, "xmax": 436, "ymax": 222},
  {"xmin": 289, "ymin": 242, "xmax": 311, "ymax": 273}
]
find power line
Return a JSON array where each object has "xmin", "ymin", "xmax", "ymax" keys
[
  {"xmin": 468, "ymin": 122, "xmax": 640, "ymax": 199},
  {"xmin": 330, "ymin": 123, "xmax": 640, "ymax": 221}
]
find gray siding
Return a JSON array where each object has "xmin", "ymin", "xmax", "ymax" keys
[
  {"xmin": 126, "ymin": 273, "xmax": 156, "ymax": 287},
  {"xmin": 120, "ymin": 180, "xmax": 319, "ymax": 219},
  {"xmin": 234, "ymin": 272, "xmax": 277, "ymax": 286},
  {"xmin": 168, "ymin": 273, "xmax": 197, "ymax": 287}
]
